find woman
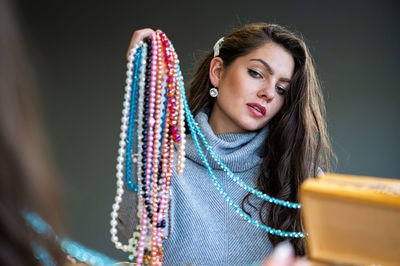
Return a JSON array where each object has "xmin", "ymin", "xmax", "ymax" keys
[
  {"xmin": 1, "ymin": 1, "xmax": 118, "ymax": 264},
  {"xmin": 118, "ymin": 23, "xmax": 333, "ymax": 265},
  {"xmin": 0, "ymin": 0, "xmax": 65, "ymax": 264}
]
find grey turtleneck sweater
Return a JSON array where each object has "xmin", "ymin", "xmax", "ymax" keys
[{"xmin": 119, "ymin": 108, "xmax": 273, "ymax": 265}]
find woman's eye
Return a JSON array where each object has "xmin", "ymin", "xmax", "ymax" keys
[
  {"xmin": 248, "ymin": 69, "xmax": 262, "ymax": 79},
  {"xmin": 276, "ymin": 86, "xmax": 287, "ymax": 95}
]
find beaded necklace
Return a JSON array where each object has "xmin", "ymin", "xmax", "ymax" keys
[
  {"xmin": 23, "ymin": 211, "xmax": 117, "ymax": 265},
  {"xmin": 110, "ymin": 31, "xmax": 305, "ymax": 265}
]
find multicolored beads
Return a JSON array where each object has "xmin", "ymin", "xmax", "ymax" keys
[
  {"xmin": 110, "ymin": 30, "xmax": 307, "ymax": 266},
  {"xmin": 111, "ymin": 32, "xmax": 185, "ymax": 266}
]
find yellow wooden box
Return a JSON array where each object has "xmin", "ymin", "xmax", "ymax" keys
[{"xmin": 300, "ymin": 173, "xmax": 400, "ymax": 265}]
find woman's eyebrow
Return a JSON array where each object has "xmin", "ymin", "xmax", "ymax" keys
[{"xmin": 250, "ymin": 58, "xmax": 291, "ymax": 83}]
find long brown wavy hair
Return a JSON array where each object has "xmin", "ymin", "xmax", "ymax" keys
[
  {"xmin": 188, "ymin": 22, "xmax": 334, "ymax": 255},
  {"xmin": 0, "ymin": 0, "xmax": 65, "ymax": 264}
]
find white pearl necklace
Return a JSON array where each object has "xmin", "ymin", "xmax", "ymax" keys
[{"xmin": 110, "ymin": 42, "xmax": 144, "ymax": 253}]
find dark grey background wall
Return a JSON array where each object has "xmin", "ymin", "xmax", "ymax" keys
[{"xmin": 16, "ymin": 0, "xmax": 400, "ymax": 260}]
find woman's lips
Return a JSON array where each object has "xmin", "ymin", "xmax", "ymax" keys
[{"xmin": 247, "ymin": 103, "xmax": 266, "ymax": 118}]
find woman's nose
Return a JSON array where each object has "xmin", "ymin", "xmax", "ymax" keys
[{"xmin": 258, "ymin": 84, "xmax": 275, "ymax": 103}]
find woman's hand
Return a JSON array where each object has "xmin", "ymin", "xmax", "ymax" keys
[
  {"xmin": 126, "ymin": 28, "xmax": 157, "ymax": 60},
  {"xmin": 262, "ymin": 242, "xmax": 310, "ymax": 266}
]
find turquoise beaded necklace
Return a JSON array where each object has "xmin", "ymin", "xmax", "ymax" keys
[
  {"xmin": 124, "ymin": 47, "xmax": 142, "ymax": 192},
  {"xmin": 23, "ymin": 211, "xmax": 117, "ymax": 265}
]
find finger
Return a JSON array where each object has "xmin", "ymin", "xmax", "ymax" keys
[
  {"xmin": 126, "ymin": 28, "xmax": 156, "ymax": 59},
  {"xmin": 262, "ymin": 241, "xmax": 295, "ymax": 266},
  {"xmin": 126, "ymin": 28, "xmax": 155, "ymax": 58}
]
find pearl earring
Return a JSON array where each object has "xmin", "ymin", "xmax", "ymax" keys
[{"xmin": 209, "ymin": 87, "xmax": 218, "ymax": 97}]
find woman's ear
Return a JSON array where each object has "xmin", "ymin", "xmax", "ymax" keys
[{"xmin": 209, "ymin": 57, "xmax": 224, "ymax": 88}]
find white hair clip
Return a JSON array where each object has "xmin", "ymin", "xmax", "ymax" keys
[{"xmin": 213, "ymin": 37, "xmax": 224, "ymax": 57}]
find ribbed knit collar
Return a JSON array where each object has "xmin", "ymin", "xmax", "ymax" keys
[{"xmin": 185, "ymin": 108, "xmax": 269, "ymax": 173}]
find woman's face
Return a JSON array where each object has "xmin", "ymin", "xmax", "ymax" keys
[{"xmin": 208, "ymin": 42, "xmax": 295, "ymax": 134}]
